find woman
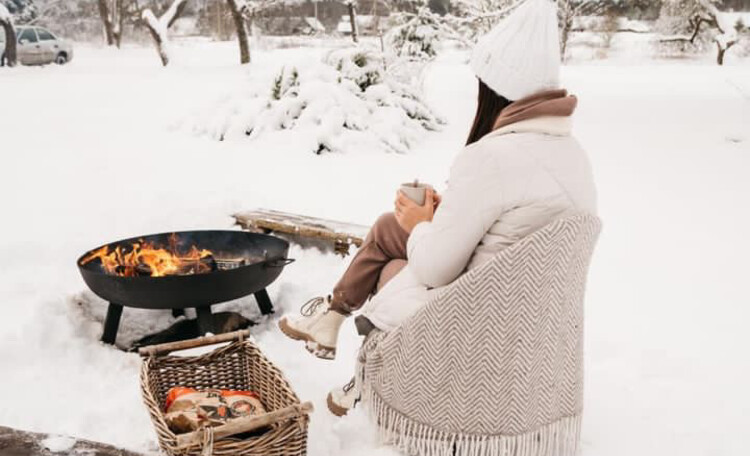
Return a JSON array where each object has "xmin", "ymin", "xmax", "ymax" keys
[{"xmin": 280, "ymin": 0, "xmax": 597, "ymax": 416}]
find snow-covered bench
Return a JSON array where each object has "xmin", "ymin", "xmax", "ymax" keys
[{"xmin": 233, "ymin": 209, "xmax": 368, "ymax": 256}]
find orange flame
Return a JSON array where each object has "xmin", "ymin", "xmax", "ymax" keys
[{"xmin": 80, "ymin": 235, "xmax": 214, "ymax": 277}]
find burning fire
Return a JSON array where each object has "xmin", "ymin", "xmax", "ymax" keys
[{"xmin": 80, "ymin": 234, "xmax": 215, "ymax": 277}]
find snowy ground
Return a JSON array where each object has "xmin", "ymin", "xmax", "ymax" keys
[{"xmin": 1, "ymin": 38, "xmax": 749, "ymax": 456}]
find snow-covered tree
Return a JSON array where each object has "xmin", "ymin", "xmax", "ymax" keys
[
  {"xmin": 20, "ymin": 0, "xmax": 67, "ymax": 25},
  {"xmin": 427, "ymin": 0, "xmax": 449, "ymax": 16},
  {"xmin": 0, "ymin": 0, "xmax": 38, "ymax": 66},
  {"xmin": 97, "ymin": 0, "xmax": 128, "ymax": 47},
  {"xmin": 0, "ymin": 3, "xmax": 17, "ymax": 67},
  {"xmin": 226, "ymin": 0, "xmax": 251, "ymax": 63},
  {"xmin": 557, "ymin": 0, "xmax": 608, "ymax": 61},
  {"xmin": 1, "ymin": 0, "xmax": 37, "ymax": 24},
  {"xmin": 344, "ymin": 0, "xmax": 358, "ymax": 43},
  {"xmin": 657, "ymin": 0, "xmax": 740, "ymax": 65},
  {"xmin": 225, "ymin": 0, "xmax": 304, "ymax": 64},
  {"xmin": 142, "ymin": 0, "xmax": 188, "ymax": 66},
  {"xmin": 448, "ymin": 0, "xmax": 518, "ymax": 42},
  {"xmin": 387, "ymin": 7, "xmax": 455, "ymax": 60}
]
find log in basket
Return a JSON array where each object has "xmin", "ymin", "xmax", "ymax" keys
[{"xmin": 139, "ymin": 330, "xmax": 311, "ymax": 456}]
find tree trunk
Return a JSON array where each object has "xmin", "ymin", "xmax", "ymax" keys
[
  {"xmin": 0, "ymin": 19, "xmax": 17, "ymax": 67},
  {"xmin": 167, "ymin": 0, "xmax": 188, "ymax": 28},
  {"xmin": 97, "ymin": 0, "xmax": 116, "ymax": 46},
  {"xmin": 142, "ymin": 0, "xmax": 188, "ymax": 67},
  {"xmin": 716, "ymin": 41, "xmax": 736, "ymax": 66},
  {"xmin": 113, "ymin": 0, "xmax": 124, "ymax": 48},
  {"xmin": 347, "ymin": 2, "xmax": 358, "ymax": 43},
  {"xmin": 144, "ymin": 20, "xmax": 169, "ymax": 66},
  {"xmin": 227, "ymin": 0, "xmax": 250, "ymax": 64},
  {"xmin": 558, "ymin": 6, "xmax": 573, "ymax": 63},
  {"xmin": 560, "ymin": 25, "xmax": 569, "ymax": 62}
]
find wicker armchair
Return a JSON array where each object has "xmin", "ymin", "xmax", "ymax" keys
[{"xmin": 358, "ymin": 214, "xmax": 602, "ymax": 456}]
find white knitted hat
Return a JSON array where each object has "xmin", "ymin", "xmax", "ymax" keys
[{"xmin": 470, "ymin": 0, "xmax": 561, "ymax": 101}]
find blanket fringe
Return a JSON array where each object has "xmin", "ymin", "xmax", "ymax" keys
[{"xmin": 361, "ymin": 384, "xmax": 581, "ymax": 456}]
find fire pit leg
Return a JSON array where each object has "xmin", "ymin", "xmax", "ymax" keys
[
  {"xmin": 195, "ymin": 306, "xmax": 214, "ymax": 335},
  {"xmin": 254, "ymin": 289, "xmax": 274, "ymax": 315},
  {"xmin": 101, "ymin": 303, "xmax": 123, "ymax": 345}
]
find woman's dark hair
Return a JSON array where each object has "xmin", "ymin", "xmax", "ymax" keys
[{"xmin": 466, "ymin": 79, "xmax": 512, "ymax": 146}]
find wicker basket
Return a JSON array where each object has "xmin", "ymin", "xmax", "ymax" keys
[{"xmin": 139, "ymin": 330, "xmax": 310, "ymax": 456}]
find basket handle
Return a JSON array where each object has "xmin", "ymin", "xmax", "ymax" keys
[
  {"xmin": 175, "ymin": 402, "xmax": 314, "ymax": 450},
  {"xmin": 138, "ymin": 329, "xmax": 250, "ymax": 357}
]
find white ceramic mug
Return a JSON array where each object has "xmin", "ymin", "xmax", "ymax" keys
[{"xmin": 400, "ymin": 181, "xmax": 433, "ymax": 206}]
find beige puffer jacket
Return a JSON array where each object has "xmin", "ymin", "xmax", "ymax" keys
[{"xmin": 361, "ymin": 115, "xmax": 598, "ymax": 332}]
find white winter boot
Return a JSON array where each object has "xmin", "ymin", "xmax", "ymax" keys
[
  {"xmin": 326, "ymin": 377, "xmax": 360, "ymax": 417},
  {"xmin": 278, "ymin": 296, "xmax": 345, "ymax": 360}
]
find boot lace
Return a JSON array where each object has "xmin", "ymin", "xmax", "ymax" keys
[
  {"xmin": 300, "ymin": 296, "xmax": 328, "ymax": 317},
  {"xmin": 342, "ymin": 377, "xmax": 356, "ymax": 394}
]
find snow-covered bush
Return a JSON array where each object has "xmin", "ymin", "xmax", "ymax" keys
[
  {"xmin": 327, "ymin": 47, "xmax": 384, "ymax": 91},
  {"xmin": 189, "ymin": 47, "xmax": 445, "ymax": 155}
]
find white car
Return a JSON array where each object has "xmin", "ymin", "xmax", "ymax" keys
[{"xmin": 1, "ymin": 26, "xmax": 73, "ymax": 66}]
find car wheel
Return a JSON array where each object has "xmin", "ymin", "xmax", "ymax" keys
[{"xmin": 55, "ymin": 53, "xmax": 68, "ymax": 65}]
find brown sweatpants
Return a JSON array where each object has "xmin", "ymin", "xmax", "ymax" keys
[{"xmin": 330, "ymin": 212, "xmax": 409, "ymax": 315}]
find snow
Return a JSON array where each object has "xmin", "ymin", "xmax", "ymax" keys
[
  {"xmin": 142, "ymin": 0, "xmax": 187, "ymax": 65},
  {"xmin": 725, "ymin": 12, "xmax": 750, "ymax": 28},
  {"xmin": 618, "ymin": 18, "xmax": 651, "ymax": 33},
  {"xmin": 142, "ymin": 10, "xmax": 167, "ymax": 40},
  {"xmin": 41, "ymin": 435, "xmax": 77, "ymax": 453},
  {"xmin": 0, "ymin": 37, "xmax": 749, "ymax": 456},
  {"xmin": 187, "ymin": 47, "xmax": 444, "ymax": 154},
  {"xmin": 0, "ymin": 4, "xmax": 12, "ymax": 23},
  {"xmin": 574, "ymin": 16, "xmax": 651, "ymax": 34},
  {"xmin": 699, "ymin": 0, "xmax": 739, "ymax": 50},
  {"xmin": 162, "ymin": 0, "xmax": 188, "ymax": 28}
]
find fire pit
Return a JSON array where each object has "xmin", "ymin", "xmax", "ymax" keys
[{"xmin": 77, "ymin": 230, "xmax": 294, "ymax": 345}]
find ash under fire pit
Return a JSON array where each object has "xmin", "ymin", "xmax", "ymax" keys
[{"xmin": 77, "ymin": 230, "xmax": 294, "ymax": 345}]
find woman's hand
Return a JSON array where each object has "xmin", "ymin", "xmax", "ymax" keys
[{"xmin": 394, "ymin": 189, "xmax": 436, "ymax": 234}]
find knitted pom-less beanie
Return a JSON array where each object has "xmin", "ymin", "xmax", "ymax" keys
[{"xmin": 470, "ymin": 0, "xmax": 561, "ymax": 101}]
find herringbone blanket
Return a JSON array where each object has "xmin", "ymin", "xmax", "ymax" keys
[{"xmin": 358, "ymin": 214, "xmax": 601, "ymax": 456}]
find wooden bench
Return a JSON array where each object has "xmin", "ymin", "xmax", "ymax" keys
[
  {"xmin": 233, "ymin": 209, "xmax": 369, "ymax": 257},
  {"xmin": 0, "ymin": 426, "xmax": 145, "ymax": 456}
]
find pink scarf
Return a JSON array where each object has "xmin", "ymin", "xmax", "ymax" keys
[{"xmin": 493, "ymin": 89, "xmax": 578, "ymax": 131}]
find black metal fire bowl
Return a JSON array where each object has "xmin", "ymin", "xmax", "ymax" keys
[{"xmin": 77, "ymin": 230, "xmax": 294, "ymax": 345}]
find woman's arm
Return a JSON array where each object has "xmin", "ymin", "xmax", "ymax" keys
[{"xmin": 405, "ymin": 151, "xmax": 505, "ymax": 288}]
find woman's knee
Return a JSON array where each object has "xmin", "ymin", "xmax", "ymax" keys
[
  {"xmin": 370, "ymin": 212, "xmax": 398, "ymax": 239},
  {"xmin": 375, "ymin": 212, "xmax": 398, "ymax": 227},
  {"xmin": 369, "ymin": 212, "xmax": 409, "ymax": 258},
  {"xmin": 377, "ymin": 259, "xmax": 408, "ymax": 292}
]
